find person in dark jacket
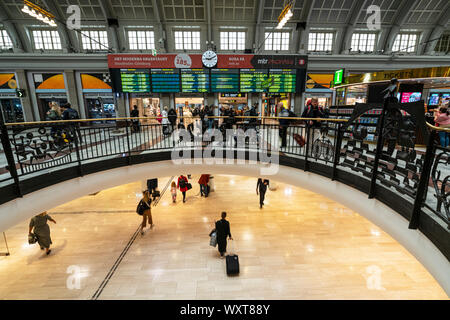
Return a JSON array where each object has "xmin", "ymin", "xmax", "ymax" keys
[
  {"xmin": 60, "ymin": 103, "xmax": 82, "ymax": 144},
  {"xmin": 301, "ymin": 98, "xmax": 324, "ymax": 128},
  {"xmin": 279, "ymin": 103, "xmax": 296, "ymax": 148},
  {"xmin": 168, "ymin": 107, "xmax": 177, "ymax": 131},
  {"xmin": 130, "ymin": 105, "xmax": 140, "ymax": 133},
  {"xmin": 257, "ymin": 178, "xmax": 270, "ymax": 209},
  {"xmin": 215, "ymin": 211, "xmax": 232, "ymax": 258}
]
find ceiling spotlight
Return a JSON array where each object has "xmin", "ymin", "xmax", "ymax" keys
[
  {"xmin": 276, "ymin": 3, "xmax": 293, "ymax": 29},
  {"xmin": 22, "ymin": 0, "xmax": 56, "ymax": 27}
]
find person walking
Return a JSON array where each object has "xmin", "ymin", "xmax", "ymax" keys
[
  {"xmin": 177, "ymin": 175, "xmax": 189, "ymax": 203},
  {"xmin": 256, "ymin": 178, "xmax": 270, "ymax": 209},
  {"xmin": 215, "ymin": 211, "xmax": 232, "ymax": 258},
  {"xmin": 29, "ymin": 212, "xmax": 56, "ymax": 255},
  {"xmin": 170, "ymin": 181, "xmax": 177, "ymax": 203},
  {"xmin": 139, "ymin": 190, "xmax": 154, "ymax": 235},
  {"xmin": 198, "ymin": 174, "xmax": 210, "ymax": 197},
  {"xmin": 168, "ymin": 107, "xmax": 178, "ymax": 132}
]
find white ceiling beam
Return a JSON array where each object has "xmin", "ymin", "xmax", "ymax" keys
[
  {"xmin": 0, "ymin": 2, "xmax": 26, "ymax": 53},
  {"xmin": 297, "ymin": 0, "xmax": 315, "ymax": 53},
  {"xmin": 338, "ymin": 0, "xmax": 368, "ymax": 54},
  {"xmin": 253, "ymin": 0, "xmax": 265, "ymax": 52},
  {"xmin": 423, "ymin": 3, "xmax": 450, "ymax": 55},
  {"xmin": 42, "ymin": 0, "xmax": 79, "ymax": 53},
  {"xmin": 206, "ymin": 0, "xmax": 212, "ymax": 44},
  {"xmin": 98, "ymin": 0, "xmax": 120, "ymax": 52},
  {"xmin": 382, "ymin": 0, "xmax": 421, "ymax": 54},
  {"xmin": 152, "ymin": 0, "xmax": 167, "ymax": 53}
]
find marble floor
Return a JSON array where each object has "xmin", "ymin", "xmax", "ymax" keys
[{"xmin": 0, "ymin": 175, "xmax": 447, "ymax": 300}]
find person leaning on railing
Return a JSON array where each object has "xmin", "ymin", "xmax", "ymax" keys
[
  {"xmin": 433, "ymin": 104, "xmax": 450, "ymax": 148},
  {"xmin": 279, "ymin": 103, "xmax": 297, "ymax": 148}
]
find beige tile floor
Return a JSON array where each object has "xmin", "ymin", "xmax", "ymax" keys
[{"xmin": 0, "ymin": 175, "xmax": 447, "ymax": 300}]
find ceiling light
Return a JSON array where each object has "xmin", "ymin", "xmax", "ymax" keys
[
  {"xmin": 22, "ymin": 0, "xmax": 56, "ymax": 27},
  {"xmin": 276, "ymin": 4, "xmax": 293, "ymax": 29}
]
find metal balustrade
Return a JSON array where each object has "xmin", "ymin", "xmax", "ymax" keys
[{"xmin": 0, "ymin": 107, "xmax": 449, "ymax": 261}]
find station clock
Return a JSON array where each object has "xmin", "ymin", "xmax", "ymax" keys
[{"xmin": 202, "ymin": 50, "xmax": 218, "ymax": 68}]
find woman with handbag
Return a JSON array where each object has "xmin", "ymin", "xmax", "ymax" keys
[
  {"xmin": 177, "ymin": 175, "xmax": 190, "ymax": 203},
  {"xmin": 29, "ymin": 212, "xmax": 56, "ymax": 255},
  {"xmin": 139, "ymin": 190, "xmax": 154, "ymax": 235}
]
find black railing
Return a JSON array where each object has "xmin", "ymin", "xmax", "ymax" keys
[{"xmin": 0, "ymin": 105, "xmax": 449, "ymax": 261}]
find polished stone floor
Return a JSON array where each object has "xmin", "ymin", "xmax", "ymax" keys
[{"xmin": 0, "ymin": 175, "xmax": 447, "ymax": 300}]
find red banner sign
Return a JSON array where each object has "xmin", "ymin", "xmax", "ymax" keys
[
  {"xmin": 108, "ymin": 54, "xmax": 203, "ymax": 69},
  {"xmin": 108, "ymin": 54, "xmax": 308, "ymax": 69}
]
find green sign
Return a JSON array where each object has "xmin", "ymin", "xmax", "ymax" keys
[
  {"xmin": 16, "ymin": 89, "xmax": 26, "ymax": 98},
  {"xmin": 334, "ymin": 69, "xmax": 344, "ymax": 85}
]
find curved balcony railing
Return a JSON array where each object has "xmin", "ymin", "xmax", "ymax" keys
[{"xmin": 0, "ymin": 101, "xmax": 449, "ymax": 262}]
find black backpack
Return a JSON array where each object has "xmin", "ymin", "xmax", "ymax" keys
[
  {"xmin": 67, "ymin": 108, "xmax": 79, "ymax": 120},
  {"xmin": 136, "ymin": 199, "xmax": 150, "ymax": 215}
]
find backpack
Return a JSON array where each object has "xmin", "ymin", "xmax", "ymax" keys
[
  {"xmin": 136, "ymin": 199, "xmax": 150, "ymax": 215},
  {"xmin": 179, "ymin": 177, "xmax": 187, "ymax": 189},
  {"xmin": 67, "ymin": 108, "xmax": 79, "ymax": 120}
]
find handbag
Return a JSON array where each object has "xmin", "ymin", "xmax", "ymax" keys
[
  {"xmin": 28, "ymin": 232, "xmax": 37, "ymax": 244},
  {"xmin": 187, "ymin": 183, "xmax": 192, "ymax": 190},
  {"xmin": 136, "ymin": 199, "xmax": 150, "ymax": 215},
  {"xmin": 209, "ymin": 230, "xmax": 217, "ymax": 247}
]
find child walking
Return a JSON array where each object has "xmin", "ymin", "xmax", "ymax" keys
[{"xmin": 171, "ymin": 181, "xmax": 177, "ymax": 203}]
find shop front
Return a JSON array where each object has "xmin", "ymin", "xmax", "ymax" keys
[
  {"xmin": 0, "ymin": 73, "xmax": 23, "ymax": 123},
  {"xmin": 32, "ymin": 73, "xmax": 68, "ymax": 120},
  {"xmin": 333, "ymin": 66, "xmax": 450, "ymax": 106},
  {"xmin": 80, "ymin": 73, "xmax": 116, "ymax": 123},
  {"xmin": 262, "ymin": 93, "xmax": 293, "ymax": 116},
  {"xmin": 304, "ymin": 73, "xmax": 334, "ymax": 108},
  {"xmin": 129, "ymin": 93, "xmax": 160, "ymax": 124}
]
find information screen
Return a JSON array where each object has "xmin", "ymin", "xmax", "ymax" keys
[
  {"xmin": 240, "ymin": 69, "xmax": 268, "ymax": 93},
  {"xmin": 269, "ymin": 69, "xmax": 297, "ymax": 93},
  {"xmin": 211, "ymin": 69, "xmax": 239, "ymax": 93},
  {"xmin": 151, "ymin": 69, "xmax": 180, "ymax": 93},
  {"xmin": 120, "ymin": 69, "xmax": 150, "ymax": 92},
  {"xmin": 181, "ymin": 69, "xmax": 210, "ymax": 93}
]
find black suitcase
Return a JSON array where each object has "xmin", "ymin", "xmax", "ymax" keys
[{"xmin": 226, "ymin": 254, "xmax": 239, "ymax": 275}]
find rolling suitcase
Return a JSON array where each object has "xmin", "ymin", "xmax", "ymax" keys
[
  {"xmin": 226, "ymin": 240, "xmax": 239, "ymax": 276},
  {"xmin": 293, "ymin": 133, "xmax": 306, "ymax": 147}
]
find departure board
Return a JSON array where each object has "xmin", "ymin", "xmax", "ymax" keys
[
  {"xmin": 151, "ymin": 69, "xmax": 180, "ymax": 93},
  {"xmin": 211, "ymin": 69, "xmax": 239, "ymax": 93},
  {"xmin": 269, "ymin": 69, "xmax": 297, "ymax": 93},
  {"xmin": 181, "ymin": 69, "xmax": 210, "ymax": 93},
  {"xmin": 120, "ymin": 69, "xmax": 150, "ymax": 92},
  {"xmin": 240, "ymin": 69, "xmax": 268, "ymax": 93}
]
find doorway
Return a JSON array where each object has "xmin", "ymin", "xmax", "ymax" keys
[{"xmin": 0, "ymin": 99, "xmax": 24, "ymax": 123}]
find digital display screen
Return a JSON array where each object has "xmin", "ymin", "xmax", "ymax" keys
[
  {"xmin": 181, "ymin": 69, "xmax": 210, "ymax": 93},
  {"xmin": 401, "ymin": 92, "xmax": 422, "ymax": 103},
  {"xmin": 268, "ymin": 69, "xmax": 297, "ymax": 93},
  {"xmin": 428, "ymin": 93, "xmax": 440, "ymax": 106},
  {"xmin": 442, "ymin": 94, "xmax": 450, "ymax": 100},
  {"xmin": 211, "ymin": 69, "xmax": 239, "ymax": 93},
  {"xmin": 151, "ymin": 69, "xmax": 180, "ymax": 93},
  {"xmin": 120, "ymin": 69, "xmax": 150, "ymax": 92},
  {"xmin": 240, "ymin": 69, "xmax": 268, "ymax": 93}
]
